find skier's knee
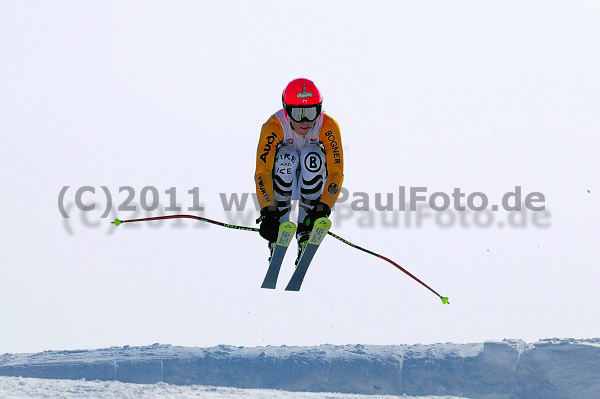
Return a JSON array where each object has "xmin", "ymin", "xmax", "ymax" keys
[
  {"xmin": 273, "ymin": 148, "xmax": 300, "ymax": 181},
  {"xmin": 300, "ymin": 146, "xmax": 325, "ymax": 177},
  {"xmin": 273, "ymin": 147, "xmax": 299, "ymax": 201}
]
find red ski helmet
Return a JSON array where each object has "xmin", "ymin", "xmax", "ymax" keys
[{"xmin": 282, "ymin": 78, "xmax": 323, "ymax": 122}]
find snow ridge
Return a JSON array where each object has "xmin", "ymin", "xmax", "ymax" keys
[{"xmin": 1, "ymin": 339, "xmax": 599, "ymax": 399}]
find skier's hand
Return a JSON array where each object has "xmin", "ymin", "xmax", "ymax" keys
[
  {"xmin": 303, "ymin": 201, "xmax": 331, "ymax": 230},
  {"xmin": 256, "ymin": 206, "xmax": 282, "ymax": 242}
]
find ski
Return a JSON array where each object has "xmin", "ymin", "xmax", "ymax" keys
[
  {"xmin": 285, "ymin": 217, "xmax": 331, "ymax": 291},
  {"xmin": 261, "ymin": 221, "xmax": 296, "ymax": 289}
]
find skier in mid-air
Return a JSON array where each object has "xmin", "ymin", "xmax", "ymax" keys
[{"xmin": 255, "ymin": 78, "xmax": 344, "ymax": 262}]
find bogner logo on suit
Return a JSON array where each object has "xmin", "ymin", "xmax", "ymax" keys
[
  {"xmin": 324, "ymin": 130, "xmax": 341, "ymax": 164},
  {"xmin": 304, "ymin": 152, "xmax": 322, "ymax": 173}
]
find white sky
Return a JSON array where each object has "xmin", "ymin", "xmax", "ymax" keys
[{"xmin": 1, "ymin": 1, "xmax": 598, "ymax": 354}]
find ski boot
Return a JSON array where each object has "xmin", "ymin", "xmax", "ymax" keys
[{"xmin": 267, "ymin": 241, "xmax": 275, "ymax": 262}]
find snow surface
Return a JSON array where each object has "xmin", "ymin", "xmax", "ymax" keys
[
  {"xmin": 0, "ymin": 376, "xmax": 469, "ymax": 399},
  {"xmin": 1, "ymin": 339, "xmax": 599, "ymax": 399}
]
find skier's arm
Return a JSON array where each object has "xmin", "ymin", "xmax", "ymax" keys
[
  {"xmin": 254, "ymin": 116, "xmax": 284, "ymax": 209},
  {"xmin": 319, "ymin": 115, "xmax": 344, "ymax": 208}
]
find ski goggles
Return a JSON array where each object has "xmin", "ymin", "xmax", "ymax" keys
[{"xmin": 284, "ymin": 104, "xmax": 322, "ymax": 123}]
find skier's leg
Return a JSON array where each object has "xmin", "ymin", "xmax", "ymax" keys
[
  {"xmin": 272, "ymin": 146, "xmax": 300, "ymax": 224},
  {"xmin": 297, "ymin": 144, "xmax": 327, "ymax": 242}
]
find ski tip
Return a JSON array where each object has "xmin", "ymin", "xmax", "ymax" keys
[
  {"xmin": 113, "ymin": 218, "xmax": 122, "ymax": 226},
  {"xmin": 441, "ymin": 297, "xmax": 449, "ymax": 304}
]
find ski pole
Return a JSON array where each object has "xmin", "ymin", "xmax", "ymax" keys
[
  {"xmin": 327, "ymin": 231, "xmax": 449, "ymax": 304},
  {"xmin": 112, "ymin": 215, "xmax": 258, "ymax": 232},
  {"xmin": 112, "ymin": 215, "xmax": 449, "ymax": 304}
]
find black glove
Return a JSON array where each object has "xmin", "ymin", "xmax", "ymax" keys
[
  {"xmin": 256, "ymin": 206, "xmax": 282, "ymax": 242},
  {"xmin": 301, "ymin": 201, "xmax": 331, "ymax": 231}
]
